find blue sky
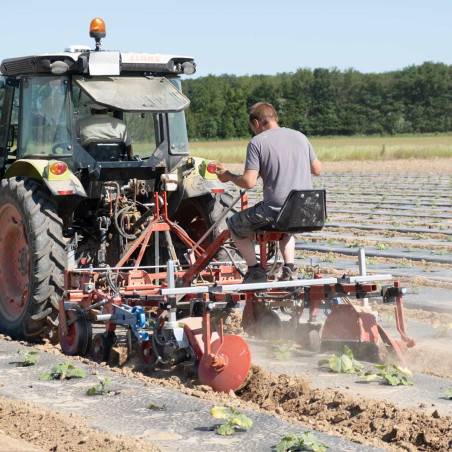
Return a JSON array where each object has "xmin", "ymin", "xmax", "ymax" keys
[{"xmin": 2, "ymin": 0, "xmax": 451, "ymax": 78}]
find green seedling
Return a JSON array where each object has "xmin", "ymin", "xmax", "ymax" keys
[
  {"xmin": 318, "ymin": 346, "xmax": 363, "ymax": 374},
  {"xmin": 386, "ymin": 312, "xmax": 395, "ymax": 326},
  {"xmin": 326, "ymin": 239, "xmax": 338, "ymax": 246},
  {"xmin": 40, "ymin": 361, "xmax": 86, "ymax": 380},
  {"xmin": 433, "ymin": 248, "xmax": 448, "ymax": 256},
  {"xmin": 433, "ymin": 322, "xmax": 452, "ymax": 338},
  {"xmin": 18, "ymin": 350, "xmax": 39, "ymax": 366},
  {"xmin": 296, "ymin": 252, "xmax": 307, "ymax": 259},
  {"xmin": 376, "ymin": 241, "xmax": 391, "ymax": 250},
  {"xmin": 405, "ymin": 246, "xmax": 414, "ymax": 252},
  {"xmin": 396, "ymin": 260, "xmax": 412, "ymax": 268},
  {"xmin": 392, "ymin": 221, "xmax": 401, "ymax": 227},
  {"xmin": 271, "ymin": 341, "xmax": 304, "ymax": 361},
  {"xmin": 445, "ymin": 388, "xmax": 452, "ymax": 399},
  {"xmin": 211, "ymin": 406, "xmax": 253, "ymax": 435},
  {"xmin": 320, "ymin": 253, "xmax": 336, "ymax": 263},
  {"xmin": 148, "ymin": 403, "xmax": 166, "ymax": 411},
  {"xmin": 345, "ymin": 240, "xmax": 363, "ymax": 248},
  {"xmin": 277, "ymin": 431, "xmax": 329, "ymax": 452},
  {"xmin": 360, "ymin": 364, "xmax": 414, "ymax": 386},
  {"xmin": 414, "ymin": 233, "xmax": 427, "ymax": 240},
  {"xmin": 423, "ymin": 263, "xmax": 432, "ymax": 273},
  {"xmin": 86, "ymin": 377, "xmax": 111, "ymax": 395},
  {"xmin": 366, "ymin": 258, "xmax": 378, "ymax": 265}
]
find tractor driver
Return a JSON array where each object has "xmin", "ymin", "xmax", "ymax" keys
[
  {"xmin": 75, "ymin": 103, "xmax": 133, "ymax": 159},
  {"xmin": 215, "ymin": 102, "xmax": 322, "ymax": 284}
]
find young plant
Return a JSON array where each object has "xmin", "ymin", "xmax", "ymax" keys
[
  {"xmin": 433, "ymin": 322, "xmax": 452, "ymax": 338},
  {"xmin": 40, "ymin": 361, "xmax": 86, "ymax": 380},
  {"xmin": 277, "ymin": 431, "xmax": 329, "ymax": 452},
  {"xmin": 18, "ymin": 350, "xmax": 39, "ymax": 366},
  {"xmin": 376, "ymin": 241, "xmax": 391, "ymax": 250},
  {"xmin": 345, "ymin": 240, "xmax": 363, "ymax": 248},
  {"xmin": 318, "ymin": 345, "xmax": 363, "ymax": 374},
  {"xmin": 361, "ymin": 364, "xmax": 414, "ymax": 386},
  {"xmin": 271, "ymin": 341, "xmax": 304, "ymax": 361},
  {"xmin": 86, "ymin": 377, "xmax": 111, "ymax": 395},
  {"xmin": 320, "ymin": 253, "xmax": 336, "ymax": 263},
  {"xmin": 211, "ymin": 406, "xmax": 253, "ymax": 435},
  {"xmin": 148, "ymin": 403, "xmax": 166, "ymax": 411},
  {"xmin": 445, "ymin": 388, "xmax": 452, "ymax": 399}
]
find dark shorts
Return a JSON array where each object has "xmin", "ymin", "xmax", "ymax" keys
[{"xmin": 227, "ymin": 202, "xmax": 279, "ymax": 240}]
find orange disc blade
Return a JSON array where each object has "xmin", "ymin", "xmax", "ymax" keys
[{"xmin": 198, "ymin": 335, "xmax": 251, "ymax": 393}]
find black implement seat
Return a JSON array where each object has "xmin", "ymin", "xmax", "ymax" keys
[
  {"xmin": 252, "ymin": 190, "xmax": 327, "ymax": 233},
  {"xmin": 84, "ymin": 140, "xmax": 128, "ymax": 162}
]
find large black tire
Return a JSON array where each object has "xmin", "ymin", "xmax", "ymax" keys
[
  {"xmin": 0, "ymin": 177, "xmax": 66, "ymax": 341},
  {"xmin": 173, "ymin": 192, "xmax": 239, "ymax": 262}
]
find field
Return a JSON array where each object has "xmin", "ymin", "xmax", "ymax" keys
[
  {"xmin": 0, "ymin": 149, "xmax": 451, "ymax": 451},
  {"xmin": 189, "ymin": 134, "xmax": 452, "ymax": 163}
]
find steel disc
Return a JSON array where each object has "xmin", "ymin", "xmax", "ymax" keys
[{"xmin": 198, "ymin": 335, "xmax": 251, "ymax": 393}]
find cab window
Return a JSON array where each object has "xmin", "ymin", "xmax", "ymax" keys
[{"xmin": 19, "ymin": 76, "xmax": 71, "ymax": 157}]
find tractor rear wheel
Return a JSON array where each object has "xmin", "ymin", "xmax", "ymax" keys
[
  {"xmin": 0, "ymin": 177, "xmax": 65, "ymax": 342},
  {"xmin": 173, "ymin": 192, "xmax": 239, "ymax": 262}
]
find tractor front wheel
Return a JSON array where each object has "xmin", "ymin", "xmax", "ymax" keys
[{"xmin": 0, "ymin": 177, "xmax": 65, "ymax": 341}]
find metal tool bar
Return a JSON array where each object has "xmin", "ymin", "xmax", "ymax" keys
[
  {"xmin": 72, "ymin": 260, "xmax": 249, "ymax": 272},
  {"xmin": 338, "ymin": 274, "xmax": 393, "ymax": 283},
  {"xmin": 160, "ymin": 277, "xmax": 338, "ymax": 296}
]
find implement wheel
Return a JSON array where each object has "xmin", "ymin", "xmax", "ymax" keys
[
  {"xmin": 0, "ymin": 177, "xmax": 65, "ymax": 341},
  {"xmin": 59, "ymin": 309, "xmax": 92, "ymax": 356},
  {"xmin": 92, "ymin": 333, "xmax": 115, "ymax": 363},
  {"xmin": 140, "ymin": 339, "xmax": 157, "ymax": 366}
]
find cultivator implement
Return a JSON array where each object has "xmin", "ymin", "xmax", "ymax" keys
[{"xmin": 59, "ymin": 188, "xmax": 416, "ymax": 392}]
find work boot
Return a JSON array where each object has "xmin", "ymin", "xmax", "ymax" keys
[
  {"xmin": 279, "ymin": 265, "xmax": 298, "ymax": 281},
  {"xmin": 242, "ymin": 266, "xmax": 267, "ymax": 284}
]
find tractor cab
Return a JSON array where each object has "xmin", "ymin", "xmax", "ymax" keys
[{"xmin": 0, "ymin": 18, "xmax": 196, "ymax": 186}]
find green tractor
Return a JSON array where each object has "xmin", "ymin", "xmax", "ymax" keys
[{"xmin": 0, "ymin": 18, "xmax": 236, "ymax": 342}]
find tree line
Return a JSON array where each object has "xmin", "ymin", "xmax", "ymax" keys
[{"xmin": 182, "ymin": 62, "xmax": 452, "ymax": 139}]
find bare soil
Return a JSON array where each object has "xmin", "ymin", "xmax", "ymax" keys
[{"xmin": 0, "ymin": 396, "xmax": 160, "ymax": 452}]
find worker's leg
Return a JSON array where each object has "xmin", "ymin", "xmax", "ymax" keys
[
  {"xmin": 227, "ymin": 202, "xmax": 276, "ymax": 283},
  {"xmin": 279, "ymin": 234, "xmax": 295, "ymax": 265},
  {"xmin": 279, "ymin": 234, "xmax": 297, "ymax": 281},
  {"xmin": 231, "ymin": 234, "xmax": 258, "ymax": 267}
]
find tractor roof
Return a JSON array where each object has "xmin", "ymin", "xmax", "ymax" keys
[{"xmin": 0, "ymin": 50, "xmax": 196, "ymax": 77}]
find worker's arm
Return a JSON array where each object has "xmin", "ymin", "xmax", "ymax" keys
[
  {"xmin": 310, "ymin": 158, "xmax": 322, "ymax": 176},
  {"xmin": 216, "ymin": 166, "xmax": 259, "ymax": 189}
]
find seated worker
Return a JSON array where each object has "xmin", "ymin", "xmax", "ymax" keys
[
  {"xmin": 215, "ymin": 102, "xmax": 322, "ymax": 284},
  {"xmin": 75, "ymin": 103, "xmax": 133, "ymax": 159}
]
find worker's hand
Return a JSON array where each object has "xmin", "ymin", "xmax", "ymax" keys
[{"xmin": 215, "ymin": 163, "xmax": 230, "ymax": 183}]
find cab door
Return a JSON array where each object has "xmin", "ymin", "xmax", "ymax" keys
[{"xmin": 0, "ymin": 77, "xmax": 19, "ymax": 177}]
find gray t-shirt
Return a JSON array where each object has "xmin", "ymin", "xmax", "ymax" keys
[{"xmin": 245, "ymin": 128, "xmax": 317, "ymax": 210}]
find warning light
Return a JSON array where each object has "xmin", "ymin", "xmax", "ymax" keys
[
  {"xmin": 207, "ymin": 161, "xmax": 218, "ymax": 174},
  {"xmin": 90, "ymin": 18, "xmax": 106, "ymax": 37},
  {"xmin": 90, "ymin": 18, "xmax": 106, "ymax": 50},
  {"xmin": 50, "ymin": 162, "xmax": 68, "ymax": 176}
]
